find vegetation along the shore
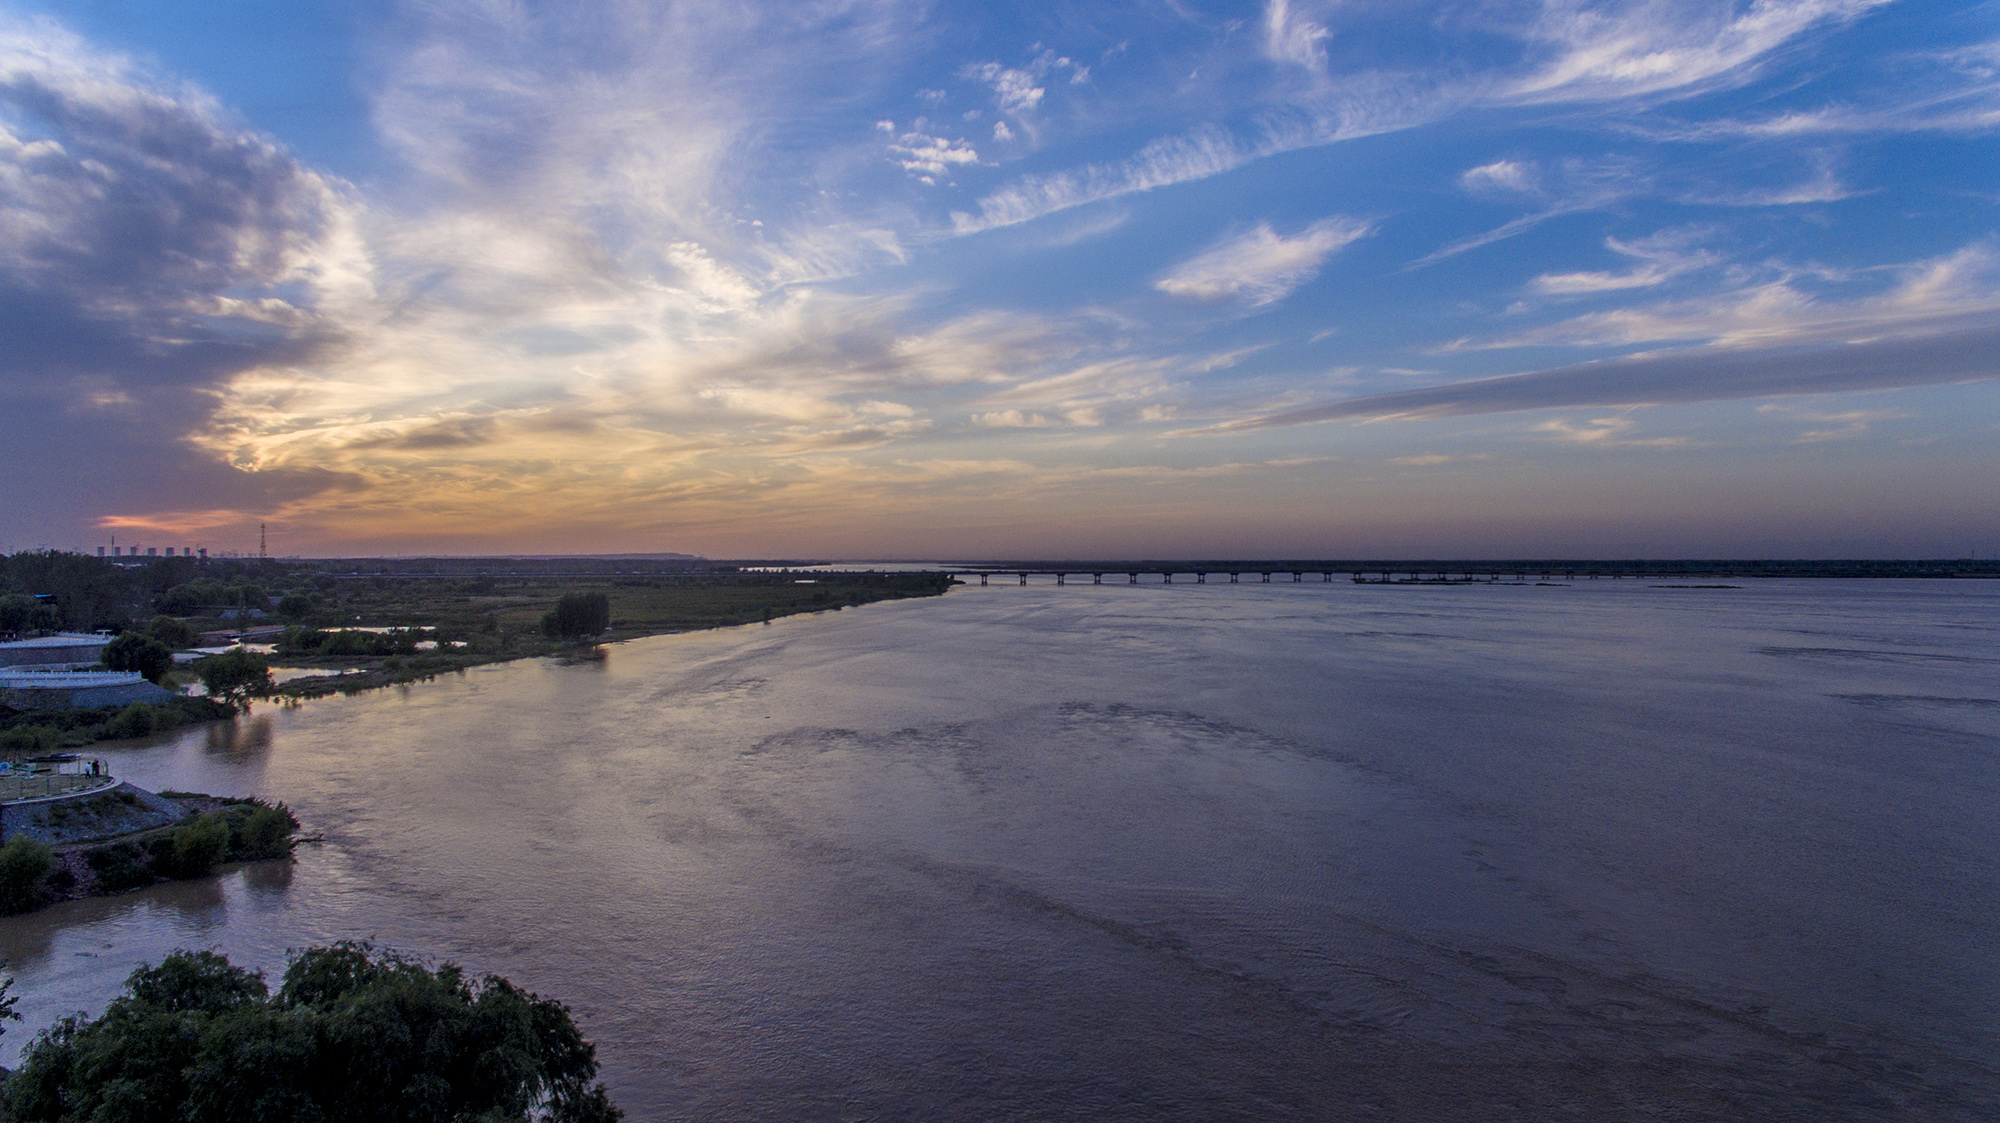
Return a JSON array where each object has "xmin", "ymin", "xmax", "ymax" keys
[
  {"xmin": 1, "ymin": 943, "xmax": 622, "ymax": 1121},
  {"xmin": 0, "ymin": 550, "xmax": 953, "ymax": 738},
  {"xmin": 0, "ymin": 794, "xmax": 299, "ymax": 914}
]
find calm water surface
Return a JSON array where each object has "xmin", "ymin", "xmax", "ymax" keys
[{"xmin": 2, "ymin": 580, "xmax": 1995, "ymax": 1120}]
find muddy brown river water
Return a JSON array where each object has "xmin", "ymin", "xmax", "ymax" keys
[{"xmin": 1, "ymin": 579, "xmax": 1994, "ymax": 1120}]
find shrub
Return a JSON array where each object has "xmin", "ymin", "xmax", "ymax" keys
[
  {"xmin": 169, "ymin": 814, "xmax": 231, "ymax": 878},
  {"xmin": 105, "ymin": 703, "xmax": 157, "ymax": 739},
  {"xmin": 0, "ymin": 836, "xmax": 55, "ymax": 914},
  {"xmin": 0, "ymin": 725, "xmax": 59, "ymax": 755},
  {"xmin": 226, "ymin": 802, "xmax": 297, "ymax": 860},
  {"xmin": 85, "ymin": 843, "xmax": 153, "ymax": 893}
]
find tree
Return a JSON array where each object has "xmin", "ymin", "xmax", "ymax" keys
[
  {"xmin": 541, "ymin": 592, "xmax": 611, "ymax": 639},
  {"xmin": 3, "ymin": 945, "xmax": 623, "ymax": 1122},
  {"xmin": 158, "ymin": 581, "xmax": 228, "ymax": 616},
  {"xmin": 196, "ymin": 648, "xmax": 273, "ymax": 705},
  {"xmin": 102, "ymin": 632, "xmax": 176, "ymax": 685},
  {"xmin": 145, "ymin": 614, "xmax": 199, "ymax": 649},
  {"xmin": 0, "ymin": 594, "xmax": 59, "ymax": 636},
  {"xmin": 275, "ymin": 592, "xmax": 315, "ymax": 620}
]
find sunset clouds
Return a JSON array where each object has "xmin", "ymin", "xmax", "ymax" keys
[{"xmin": 1, "ymin": 1, "xmax": 1996, "ymax": 557}]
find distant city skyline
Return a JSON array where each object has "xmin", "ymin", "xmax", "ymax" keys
[{"xmin": 2, "ymin": 1, "xmax": 1996, "ymax": 558}]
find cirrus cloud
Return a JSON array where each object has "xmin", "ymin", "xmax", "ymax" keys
[{"xmin": 1155, "ymin": 217, "xmax": 1372, "ymax": 306}]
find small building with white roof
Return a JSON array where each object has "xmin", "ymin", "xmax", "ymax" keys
[
  {"xmin": 0, "ymin": 670, "xmax": 171, "ymax": 710},
  {"xmin": 0, "ymin": 633, "xmax": 111, "ymax": 671}
]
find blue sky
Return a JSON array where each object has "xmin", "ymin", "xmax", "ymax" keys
[{"xmin": 1, "ymin": 0, "xmax": 1996, "ymax": 557}]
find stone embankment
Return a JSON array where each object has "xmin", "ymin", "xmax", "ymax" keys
[
  {"xmin": 0, "ymin": 781, "xmax": 191, "ymax": 845},
  {"xmin": 0, "ymin": 778, "xmax": 299, "ymax": 914}
]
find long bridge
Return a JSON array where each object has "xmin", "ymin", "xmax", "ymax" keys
[{"xmin": 927, "ymin": 558, "xmax": 2000, "ymax": 585}]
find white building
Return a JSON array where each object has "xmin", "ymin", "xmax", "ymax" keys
[
  {"xmin": 0, "ymin": 670, "xmax": 172, "ymax": 710},
  {"xmin": 0, "ymin": 633, "xmax": 111, "ymax": 670}
]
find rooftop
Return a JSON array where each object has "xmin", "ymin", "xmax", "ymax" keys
[
  {"xmin": 0, "ymin": 670, "xmax": 148, "ymax": 689},
  {"xmin": 0, "ymin": 633, "xmax": 110, "ymax": 650}
]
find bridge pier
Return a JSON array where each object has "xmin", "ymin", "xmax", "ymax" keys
[
  {"xmin": 979, "ymin": 573, "xmax": 987, "ymax": 585},
  {"xmin": 1163, "ymin": 571, "xmax": 1173, "ymax": 583},
  {"xmin": 1196, "ymin": 572, "xmax": 1206, "ymax": 583},
  {"xmin": 1128, "ymin": 573, "xmax": 1138, "ymax": 584},
  {"xmin": 1056, "ymin": 572, "xmax": 1065, "ymax": 585},
  {"xmin": 1019, "ymin": 572, "xmax": 1028, "ymax": 586},
  {"xmin": 1229, "ymin": 572, "xmax": 1238, "ymax": 583},
  {"xmin": 1092, "ymin": 573, "xmax": 1102, "ymax": 585},
  {"xmin": 1261, "ymin": 572, "xmax": 1271, "ymax": 582},
  {"xmin": 1292, "ymin": 571, "xmax": 1302, "ymax": 582}
]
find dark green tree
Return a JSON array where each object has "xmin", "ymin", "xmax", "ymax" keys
[
  {"xmin": 102, "ymin": 632, "xmax": 176, "ymax": 685},
  {"xmin": 144, "ymin": 614, "xmax": 200, "ymax": 649},
  {"xmin": 3, "ymin": 945, "xmax": 623, "ymax": 1122},
  {"xmin": 196, "ymin": 648, "xmax": 273, "ymax": 705},
  {"xmin": 157, "ymin": 581, "xmax": 229, "ymax": 616},
  {"xmin": 541, "ymin": 593, "xmax": 611, "ymax": 639},
  {"xmin": 0, "ymin": 594, "xmax": 59, "ymax": 636}
]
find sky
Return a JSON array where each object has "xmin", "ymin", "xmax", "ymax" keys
[{"xmin": 1, "ymin": 0, "xmax": 1996, "ymax": 559}]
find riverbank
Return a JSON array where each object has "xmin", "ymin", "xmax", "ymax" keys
[
  {"xmin": 0, "ymin": 786, "xmax": 298, "ymax": 914},
  {"xmin": 269, "ymin": 570, "xmax": 956, "ymax": 699}
]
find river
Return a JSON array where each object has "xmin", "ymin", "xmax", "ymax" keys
[{"xmin": 1, "ymin": 578, "xmax": 1994, "ymax": 1120}]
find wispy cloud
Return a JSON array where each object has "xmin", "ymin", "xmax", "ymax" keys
[
  {"xmin": 1504, "ymin": 0, "xmax": 1894, "ymax": 104},
  {"xmin": 1208, "ymin": 320, "xmax": 2000, "ymax": 430},
  {"xmin": 1534, "ymin": 415, "xmax": 1687, "ymax": 447},
  {"xmin": 1471, "ymin": 242, "xmax": 2000, "ymax": 350},
  {"xmin": 1461, "ymin": 159, "xmax": 1542, "ymax": 194},
  {"xmin": 1530, "ymin": 226, "xmax": 1719, "ymax": 294},
  {"xmin": 955, "ymin": 0, "xmax": 1894, "ymax": 237},
  {"xmin": 1155, "ymin": 218, "xmax": 1371, "ymax": 305},
  {"xmin": 1411, "ymin": 157, "xmax": 1646, "ymax": 267},
  {"xmin": 952, "ymin": 125, "xmax": 1269, "ymax": 234}
]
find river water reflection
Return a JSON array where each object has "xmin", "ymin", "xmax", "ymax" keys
[{"xmin": 1, "ymin": 580, "xmax": 1995, "ymax": 1120}]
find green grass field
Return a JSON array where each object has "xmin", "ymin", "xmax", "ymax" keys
[{"xmin": 271, "ymin": 572, "xmax": 954, "ymax": 698}]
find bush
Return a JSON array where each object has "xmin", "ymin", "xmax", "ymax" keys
[
  {"xmin": 278, "ymin": 627, "xmax": 419, "ymax": 658},
  {"xmin": 0, "ymin": 725, "xmax": 59, "ymax": 755},
  {"xmin": 105, "ymin": 703, "xmax": 157, "ymax": 739},
  {"xmin": 169, "ymin": 814, "xmax": 231, "ymax": 878},
  {"xmin": 225, "ymin": 802, "xmax": 297, "ymax": 860},
  {"xmin": 3, "ymin": 945, "xmax": 624, "ymax": 1122},
  {"xmin": 84, "ymin": 843, "xmax": 153, "ymax": 893},
  {"xmin": 101, "ymin": 633, "xmax": 175, "ymax": 685},
  {"xmin": 0, "ymin": 836, "xmax": 54, "ymax": 914}
]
